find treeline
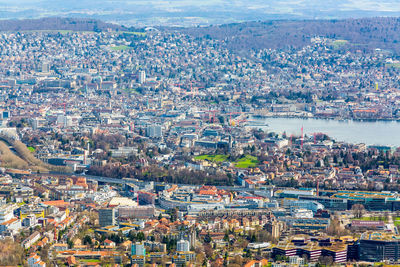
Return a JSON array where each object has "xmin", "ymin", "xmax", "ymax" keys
[
  {"xmin": 87, "ymin": 164, "xmax": 233, "ymax": 186},
  {"xmin": 181, "ymin": 17, "xmax": 400, "ymax": 54},
  {"xmin": 0, "ymin": 17, "xmax": 138, "ymax": 32}
]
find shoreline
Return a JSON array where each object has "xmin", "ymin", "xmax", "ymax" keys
[{"xmin": 251, "ymin": 114, "xmax": 400, "ymax": 122}]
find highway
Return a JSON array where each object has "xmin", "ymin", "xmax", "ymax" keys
[{"xmin": 43, "ymin": 172, "xmax": 253, "ymax": 192}]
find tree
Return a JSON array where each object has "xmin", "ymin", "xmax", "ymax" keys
[
  {"xmin": 351, "ymin": 204, "xmax": 365, "ymax": 219},
  {"xmin": 83, "ymin": 235, "xmax": 92, "ymax": 246},
  {"xmin": 325, "ymin": 216, "xmax": 347, "ymax": 236},
  {"xmin": 223, "ymin": 231, "xmax": 230, "ymax": 242},
  {"xmin": 67, "ymin": 238, "xmax": 74, "ymax": 249},
  {"xmin": 318, "ymin": 255, "xmax": 333, "ymax": 266},
  {"xmin": 204, "ymin": 232, "xmax": 212, "ymax": 244},
  {"xmin": 204, "ymin": 244, "xmax": 213, "ymax": 259}
]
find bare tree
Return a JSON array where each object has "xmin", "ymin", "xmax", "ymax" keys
[{"xmin": 351, "ymin": 204, "xmax": 365, "ymax": 219}]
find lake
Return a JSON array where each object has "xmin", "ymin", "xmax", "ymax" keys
[{"xmin": 250, "ymin": 117, "xmax": 400, "ymax": 147}]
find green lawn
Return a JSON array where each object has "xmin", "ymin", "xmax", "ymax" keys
[
  {"xmin": 332, "ymin": 39, "xmax": 348, "ymax": 49},
  {"xmin": 386, "ymin": 62, "xmax": 400, "ymax": 69},
  {"xmin": 394, "ymin": 217, "xmax": 400, "ymax": 227},
  {"xmin": 194, "ymin": 154, "xmax": 228, "ymax": 162},
  {"xmin": 27, "ymin": 146, "xmax": 35, "ymax": 153},
  {"xmin": 123, "ymin": 88, "xmax": 140, "ymax": 94},
  {"xmin": 121, "ymin": 31, "xmax": 146, "ymax": 36},
  {"xmin": 194, "ymin": 154, "xmax": 259, "ymax": 168},
  {"xmin": 109, "ymin": 45, "xmax": 131, "ymax": 51},
  {"xmin": 357, "ymin": 216, "xmax": 389, "ymax": 222},
  {"xmin": 234, "ymin": 155, "xmax": 258, "ymax": 168},
  {"xmin": 80, "ymin": 259, "xmax": 101, "ymax": 263}
]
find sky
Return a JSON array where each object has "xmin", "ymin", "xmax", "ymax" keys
[{"xmin": 0, "ymin": 0, "xmax": 400, "ymax": 26}]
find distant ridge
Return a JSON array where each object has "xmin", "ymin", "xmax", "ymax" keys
[
  {"xmin": 0, "ymin": 17, "xmax": 131, "ymax": 32},
  {"xmin": 181, "ymin": 17, "xmax": 400, "ymax": 54}
]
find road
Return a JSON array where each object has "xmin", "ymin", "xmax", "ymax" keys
[{"xmin": 43, "ymin": 172, "xmax": 253, "ymax": 192}]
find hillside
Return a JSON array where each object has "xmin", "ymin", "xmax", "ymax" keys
[
  {"xmin": 181, "ymin": 17, "xmax": 400, "ymax": 54},
  {"xmin": 0, "ymin": 17, "xmax": 131, "ymax": 32},
  {"xmin": 0, "ymin": 136, "xmax": 71, "ymax": 173}
]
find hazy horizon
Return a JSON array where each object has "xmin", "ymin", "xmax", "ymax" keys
[{"xmin": 1, "ymin": 0, "xmax": 400, "ymax": 26}]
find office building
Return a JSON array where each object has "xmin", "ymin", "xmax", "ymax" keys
[
  {"xmin": 359, "ymin": 232, "xmax": 400, "ymax": 262},
  {"xmin": 99, "ymin": 208, "xmax": 115, "ymax": 227},
  {"xmin": 146, "ymin": 125, "xmax": 162, "ymax": 138}
]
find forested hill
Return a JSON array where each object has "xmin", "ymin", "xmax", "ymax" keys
[
  {"xmin": 0, "ymin": 17, "xmax": 130, "ymax": 32},
  {"xmin": 180, "ymin": 17, "xmax": 400, "ymax": 54}
]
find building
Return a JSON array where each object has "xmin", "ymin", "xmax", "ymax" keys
[
  {"xmin": 131, "ymin": 255, "xmax": 145, "ymax": 267},
  {"xmin": 283, "ymin": 199, "xmax": 324, "ymax": 213},
  {"xmin": 264, "ymin": 220, "xmax": 286, "ymax": 240},
  {"xmin": 351, "ymin": 220, "xmax": 385, "ymax": 230},
  {"xmin": 139, "ymin": 70, "xmax": 146, "ymax": 84},
  {"xmin": 0, "ymin": 217, "xmax": 21, "ymax": 235},
  {"xmin": 146, "ymin": 125, "xmax": 162, "ymax": 138},
  {"xmin": 22, "ymin": 231, "xmax": 41, "ymax": 249},
  {"xmin": 118, "ymin": 205, "xmax": 155, "ymax": 219},
  {"xmin": 131, "ymin": 242, "xmax": 146, "ymax": 256},
  {"xmin": 273, "ymin": 235, "xmax": 347, "ymax": 263},
  {"xmin": 98, "ymin": 208, "xmax": 115, "ymax": 227},
  {"xmin": 28, "ymin": 253, "xmax": 46, "ymax": 267},
  {"xmin": 359, "ymin": 231, "xmax": 400, "ymax": 262},
  {"xmin": 131, "ymin": 243, "xmax": 145, "ymax": 267},
  {"xmin": 41, "ymin": 62, "xmax": 50, "ymax": 73},
  {"xmin": 177, "ymin": 239, "xmax": 190, "ymax": 252},
  {"xmin": 0, "ymin": 204, "xmax": 16, "ymax": 223}
]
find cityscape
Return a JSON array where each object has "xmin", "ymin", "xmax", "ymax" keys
[{"xmin": 0, "ymin": 2, "xmax": 400, "ymax": 267}]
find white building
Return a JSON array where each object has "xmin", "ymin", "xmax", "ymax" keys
[
  {"xmin": 0, "ymin": 218, "xmax": 21, "ymax": 235},
  {"xmin": 146, "ymin": 125, "xmax": 162, "ymax": 138},
  {"xmin": 28, "ymin": 253, "xmax": 46, "ymax": 267},
  {"xmin": 139, "ymin": 70, "xmax": 146, "ymax": 84},
  {"xmin": 177, "ymin": 239, "xmax": 190, "ymax": 252},
  {"xmin": 292, "ymin": 208, "xmax": 314, "ymax": 219},
  {"xmin": 0, "ymin": 204, "xmax": 16, "ymax": 223}
]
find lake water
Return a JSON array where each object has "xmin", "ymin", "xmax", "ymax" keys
[{"xmin": 250, "ymin": 117, "xmax": 400, "ymax": 147}]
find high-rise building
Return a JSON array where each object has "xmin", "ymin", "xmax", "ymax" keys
[
  {"xmin": 146, "ymin": 125, "xmax": 162, "ymax": 138},
  {"xmin": 98, "ymin": 208, "xmax": 115, "ymax": 227},
  {"xmin": 179, "ymin": 230, "xmax": 197, "ymax": 248},
  {"xmin": 0, "ymin": 204, "xmax": 16, "ymax": 223},
  {"xmin": 131, "ymin": 242, "xmax": 146, "ymax": 256},
  {"xmin": 41, "ymin": 62, "xmax": 50, "ymax": 73},
  {"xmin": 177, "ymin": 239, "xmax": 190, "ymax": 252},
  {"xmin": 139, "ymin": 70, "xmax": 146, "ymax": 84}
]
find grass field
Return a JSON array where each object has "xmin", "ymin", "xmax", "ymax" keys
[
  {"xmin": 121, "ymin": 31, "xmax": 146, "ymax": 36},
  {"xmin": 27, "ymin": 146, "xmax": 35, "ymax": 153},
  {"xmin": 194, "ymin": 154, "xmax": 259, "ymax": 168},
  {"xmin": 123, "ymin": 88, "xmax": 140, "ymax": 94},
  {"xmin": 80, "ymin": 259, "xmax": 101, "ymax": 263},
  {"xmin": 386, "ymin": 62, "xmax": 400, "ymax": 68},
  {"xmin": 394, "ymin": 217, "xmax": 400, "ymax": 227},
  {"xmin": 357, "ymin": 216, "xmax": 389, "ymax": 222},
  {"xmin": 234, "ymin": 155, "xmax": 258, "ymax": 168},
  {"xmin": 332, "ymin": 39, "xmax": 348, "ymax": 49},
  {"xmin": 194, "ymin": 154, "xmax": 228, "ymax": 162},
  {"xmin": 109, "ymin": 45, "xmax": 131, "ymax": 51}
]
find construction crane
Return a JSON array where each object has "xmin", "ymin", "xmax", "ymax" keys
[
  {"xmin": 54, "ymin": 102, "xmax": 66, "ymax": 115},
  {"xmin": 226, "ymin": 112, "xmax": 242, "ymax": 126},
  {"xmin": 301, "ymin": 126, "xmax": 304, "ymax": 149}
]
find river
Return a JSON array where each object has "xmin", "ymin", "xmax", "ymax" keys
[{"xmin": 250, "ymin": 117, "xmax": 400, "ymax": 147}]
